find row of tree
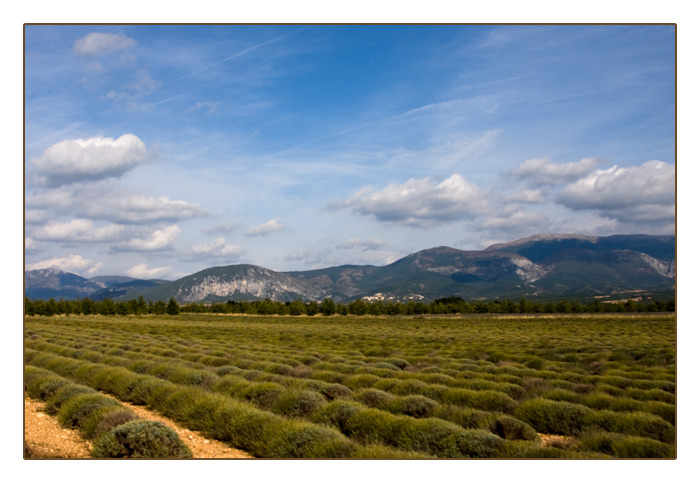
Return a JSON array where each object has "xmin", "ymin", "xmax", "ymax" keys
[{"xmin": 24, "ymin": 295, "xmax": 675, "ymax": 317}]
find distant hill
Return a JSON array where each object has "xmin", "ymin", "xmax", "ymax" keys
[
  {"xmin": 24, "ymin": 233, "xmax": 675, "ymax": 303},
  {"xmin": 25, "ymin": 269, "xmax": 106, "ymax": 300}
]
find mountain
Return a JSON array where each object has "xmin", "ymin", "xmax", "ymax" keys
[
  {"xmin": 24, "ymin": 270, "xmax": 167, "ymax": 301},
  {"xmin": 24, "ymin": 234, "xmax": 676, "ymax": 303},
  {"xmin": 25, "ymin": 269, "xmax": 106, "ymax": 300}
]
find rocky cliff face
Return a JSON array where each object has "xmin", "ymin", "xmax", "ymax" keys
[{"xmin": 172, "ymin": 265, "xmax": 326, "ymax": 302}]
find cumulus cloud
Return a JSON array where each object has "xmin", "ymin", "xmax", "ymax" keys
[
  {"xmin": 27, "ymin": 187, "xmax": 207, "ymax": 224},
  {"xmin": 33, "ymin": 219, "xmax": 125, "ymax": 243},
  {"xmin": 125, "ymin": 264, "xmax": 173, "ymax": 279},
  {"xmin": 103, "ymin": 195, "xmax": 207, "ymax": 224},
  {"xmin": 73, "ymin": 32, "xmax": 137, "ymax": 56},
  {"xmin": 30, "ymin": 134, "xmax": 149, "ymax": 186},
  {"xmin": 510, "ymin": 157, "xmax": 600, "ymax": 186},
  {"xmin": 191, "ymin": 237, "xmax": 244, "ymax": 259},
  {"xmin": 113, "ymin": 225, "xmax": 181, "ymax": 252},
  {"xmin": 244, "ymin": 218, "xmax": 285, "ymax": 237},
  {"xmin": 331, "ymin": 174, "xmax": 489, "ymax": 228},
  {"xmin": 557, "ymin": 160, "xmax": 675, "ymax": 211},
  {"xmin": 26, "ymin": 254, "xmax": 103, "ymax": 275}
]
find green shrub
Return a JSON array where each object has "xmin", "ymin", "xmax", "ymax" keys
[
  {"xmin": 583, "ymin": 410, "xmax": 675, "ymax": 443},
  {"xmin": 242, "ymin": 382, "xmax": 286, "ymax": 409},
  {"xmin": 498, "ymin": 440, "xmax": 570, "ymax": 458},
  {"xmin": 91, "ymin": 420, "xmax": 192, "ymax": 458},
  {"xmin": 390, "ymin": 379, "xmax": 428, "ymax": 396},
  {"xmin": 388, "ymin": 417, "xmax": 465, "ymax": 457},
  {"xmin": 57, "ymin": 393, "xmax": 122, "ymax": 432},
  {"xmin": 345, "ymin": 374, "xmax": 381, "ymax": 389},
  {"xmin": 387, "ymin": 395, "xmax": 439, "ymax": 418},
  {"xmin": 264, "ymin": 420, "xmax": 354, "ymax": 458},
  {"xmin": 349, "ymin": 444, "xmax": 431, "ymax": 459},
  {"xmin": 320, "ymin": 383, "xmax": 352, "ymax": 400},
  {"xmin": 442, "ymin": 388, "xmax": 518, "ymax": 413},
  {"xmin": 24, "ymin": 370, "xmax": 72, "ymax": 401},
  {"xmin": 214, "ymin": 365, "xmax": 243, "ymax": 376},
  {"xmin": 514, "ymin": 398, "xmax": 593, "ymax": 435},
  {"xmin": 543, "ymin": 389, "xmax": 580, "ymax": 403},
  {"xmin": 344, "ymin": 408, "xmax": 397, "ymax": 445},
  {"xmin": 488, "ymin": 415, "xmax": 540, "ymax": 442},
  {"xmin": 579, "ymin": 431, "xmax": 675, "ymax": 458},
  {"xmin": 353, "ymin": 388, "xmax": 395, "ymax": 409},
  {"xmin": 455, "ymin": 429, "xmax": 505, "ymax": 458},
  {"xmin": 643, "ymin": 401, "xmax": 675, "ymax": 425},
  {"xmin": 44, "ymin": 384, "xmax": 97, "ymax": 415},
  {"xmin": 272, "ymin": 389, "xmax": 327, "ymax": 418},
  {"xmin": 312, "ymin": 400, "xmax": 366, "ymax": 433},
  {"xmin": 433, "ymin": 405, "xmax": 493, "ymax": 430},
  {"xmin": 126, "ymin": 376, "xmax": 171, "ymax": 405},
  {"xmin": 211, "ymin": 374, "xmax": 253, "ymax": 397},
  {"xmin": 91, "ymin": 409, "xmax": 140, "ymax": 439}
]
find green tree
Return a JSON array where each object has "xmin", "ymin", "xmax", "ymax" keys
[
  {"xmin": 288, "ymin": 299, "xmax": 307, "ymax": 316},
  {"xmin": 166, "ymin": 298, "xmax": 180, "ymax": 315},
  {"xmin": 320, "ymin": 298, "xmax": 336, "ymax": 316}
]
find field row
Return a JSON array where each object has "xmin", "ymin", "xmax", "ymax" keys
[{"xmin": 24, "ymin": 314, "xmax": 676, "ymax": 458}]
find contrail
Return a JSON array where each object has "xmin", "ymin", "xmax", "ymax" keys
[{"xmin": 165, "ymin": 27, "xmax": 308, "ymax": 85}]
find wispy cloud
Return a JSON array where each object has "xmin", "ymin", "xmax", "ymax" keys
[{"xmin": 166, "ymin": 28, "xmax": 307, "ymax": 85}]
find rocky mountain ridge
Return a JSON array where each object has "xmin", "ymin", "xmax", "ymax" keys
[{"xmin": 24, "ymin": 233, "xmax": 676, "ymax": 302}]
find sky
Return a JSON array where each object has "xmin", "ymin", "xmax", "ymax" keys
[{"xmin": 23, "ymin": 24, "xmax": 676, "ymax": 280}]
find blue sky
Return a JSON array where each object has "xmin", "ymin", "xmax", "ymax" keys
[{"xmin": 24, "ymin": 24, "xmax": 676, "ymax": 279}]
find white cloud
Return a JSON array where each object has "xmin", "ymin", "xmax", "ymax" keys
[
  {"xmin": 73, "ymin": 32, "xmax": 137, "ymax": 56},
  {"xmin": 27, "ymin": 187, "xmax": 207, "ymax": 224},
  {"xmin": 26, "ymin": 254, "xmax": 102, "ymax": 275},
  {"xmin": 113, "ymin": 225, "xmax": 181, "ymax": 252},
  {"xmin": 244, "ymin": 218, "xmax": 285, "ymax": 237},
  {"xmin": 331, "ymin": 174, "xmax": 489, "ymax": 228},
  {"xmin": 191, "ymin": 237, "xmax": 244, "ymax": 259},
  {"xmin": 125, "ymin": 264, "xmax": 173, "ymax": 279},
  {"xmin": 510, "ymin": 157, "xmax": 600, "ymax": 186},
  {"xmin": 558, "ymin": 161, "xmax": 675, "ymax": 211},
  {"xmin": 30, "ymin": 134, "xmax": 149, "ymax": 186},
  {"xmin": 102, "ymin": 195, "xmax": 207, "ymax": 224},
  {"xmin": 33, "ymin": 218, "xmax": 125, "ymax": 243}
]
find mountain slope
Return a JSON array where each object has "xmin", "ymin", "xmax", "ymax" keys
[
  {"xmin": 25, "ymin": 269, "xmax": 106, "ymax": 300},
  {"xmin": 25, "ymin": 233, "xmax": 675, "ymax": 303}
]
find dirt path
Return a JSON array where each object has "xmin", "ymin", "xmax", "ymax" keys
[
  {"xmin": 24, "ymin": 398, "xmax": 92, "ymax": 458},
  {"xmin": 24, "ymin": 396, "xmax": 252, "ymax": 459}
]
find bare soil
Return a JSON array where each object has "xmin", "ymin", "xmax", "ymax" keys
[
  {"xmin": 24, "ymin": 396, "xmax": 252, "ymax": 459},
  {"xmin": 24, "ymin": 398, "xmax": 92, "ymax": 459}
]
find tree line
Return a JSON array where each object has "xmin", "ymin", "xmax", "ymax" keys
[{"xmin": 24, "ymin": 295, "xmax": 675, "ymax": 317}]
